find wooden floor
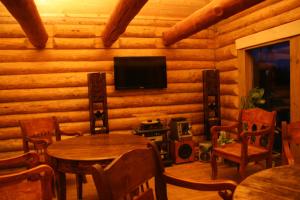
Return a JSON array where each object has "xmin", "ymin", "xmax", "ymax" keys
[{"xmin": 61, "ymin": 160, "xmax": 269, "ymax": 200}]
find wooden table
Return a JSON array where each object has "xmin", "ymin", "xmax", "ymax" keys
[
  {"xmin": 233, "ymin": 165, "xmax": 300, "ymax": 200},
  {"xmin": 46, "ymin": 134, "xmax": 149, "ymax": 200}
]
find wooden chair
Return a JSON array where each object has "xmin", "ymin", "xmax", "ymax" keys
[
  {"xmin": 281, "ymin": 121, "xmax": 300, "ymax": 165},
  {"xmin": 19, "ymin": 116, "xmax": 83, "ymax": 159},
  {"xmin": 19, "ymin": 116, "xmax": 85, "ymax": 199},
  {"xmin": 91, "ymin": 142, "xmax": 237, "ymax": 200},
  {"xmin": 0, "ymin": 152, "xmax": 54, "ymax": 200},
  {"xmin": 211, "ymin": 108, "xmax": 276, "ymax": 179}
]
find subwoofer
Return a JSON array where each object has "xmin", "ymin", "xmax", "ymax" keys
[{"xmin": 171, "ymin": 140, "xmax": 194, "ymax": 164}]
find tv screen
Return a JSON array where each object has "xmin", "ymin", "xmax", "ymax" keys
[{"xmin": 114, "ymin": 56, "xmax": 167, "ymax": 90}]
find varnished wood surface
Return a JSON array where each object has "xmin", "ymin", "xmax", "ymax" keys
[
  {"xmin": 46, "ymin": 134, "xmax": 149, "ymax": 200},
  {"xmin": 61, "ymin": 161, "xmax": 268, "ymax": 200},
  {"xmin": 233, "ymin": 165, "xmax": 300, "ymax": 200},
  {"xmin": 47, "ymin": 134, "xmax": 149, "ymax": 161}
]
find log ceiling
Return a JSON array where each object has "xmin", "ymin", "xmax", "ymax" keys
[{"xmin": 0, "ymin": 0, "xmax": 264, "ymax": 48}]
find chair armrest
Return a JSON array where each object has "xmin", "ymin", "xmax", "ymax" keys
[
  {"xmin": 0, "ymin": 152, "xmax": 39, "ymax": 169},
  {"xmin": 26, "ymin": 136, "xmax": 50, "ymax": 144},
  {"xmin": 282, "ymin": 140, "xmax": 294, "ymax": 165},
  {"xmin": 60, "ymin": 130, "xmax": 83, "ymax": 137},
  {"xmin": 0, "ymin": 164, "xmax": 53, "ymax": 183},
  {"xmin": 25, "ymin": 137, "xmax": 50, "ymax": 151},
  {"xmin": 211, "ymin": 123, "xmax": 239, "ymax": 147},
  {"xmin": 163, "ymin": 172, "xmax": 237, "ymax": 200}
]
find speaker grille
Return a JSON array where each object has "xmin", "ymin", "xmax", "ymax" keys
[{"xmin": 178, "ymin": 144, "xmax": 192, "ymax": 159}]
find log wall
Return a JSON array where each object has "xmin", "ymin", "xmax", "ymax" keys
[
  {"xmin": 2, "ymin": 0, "xmax": 299, "ymax": 157},
  {"xmin": 0, "ymin": 15, "xmax": 217, "ymax": 157},
  {"xmin": 214, "ymin": 0, "xmax": 300, "ymax": 124}
]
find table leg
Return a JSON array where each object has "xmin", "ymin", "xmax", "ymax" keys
[
  {"xmin": 76, "ymin": 174, "xmax": 83, "ymax": 200},
  {"xmin": 56, "ymin": 171, "xmax": 66, "ymax": 200}
]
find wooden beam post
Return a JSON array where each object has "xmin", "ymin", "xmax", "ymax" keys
[
  {"xmin": 0, "ymin": 0, "xmax": 48, "ymax": 49},
  {"xmin": 102, "ymin": 0, "xmax": 148, "ymax": 47},
  {"xmin": 162, "ymin": 0, "xmax": 264, "ymax": 46}
]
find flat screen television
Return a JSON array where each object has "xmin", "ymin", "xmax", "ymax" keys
[{"xmin": 114, "ymin": 56, "xmax": 167, "ymax": 90}]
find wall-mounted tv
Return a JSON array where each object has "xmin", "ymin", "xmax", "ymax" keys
[{"xmin": 114, "ymin": 56, "xmax": 167, "ymax": 90}]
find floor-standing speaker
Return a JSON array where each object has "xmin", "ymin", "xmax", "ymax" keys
[
  {"xmin": 203, "ymin": 69, "xmax": 220, "ymax": 140},
  {"xmin": 170, "ymin": 139, "xmax": 194, "ymax": 164},
  {"xmin": 88, "ymin": 72, "xmax": 109, "ymax": 134}
]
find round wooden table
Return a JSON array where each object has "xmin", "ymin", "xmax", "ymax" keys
[
  {"xmin": 46, "ymin": 134, "xmax": 149, "ymax": 200},
  {"xmin": 233, "ymin": 165, "xmax": 300, "ymax": 200}
]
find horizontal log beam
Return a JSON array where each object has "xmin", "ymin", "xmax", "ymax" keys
[
  {"xmin": 0, "ymin": 104, "xmax": 202, "ymax": 128},
  {"xmin": 221, "ymin": 108, "xmax": 240, "ymax": 121},
  {"xmin": 0, "ymin": 60, "xmax": 214, "ymax": 75},
  {"xmin": 0, "ymin": 24, "xmax": 26, "ymax": 38},
  {"xmin": 162, "ymin": 0, "xmax": 263, "ymax": 46},
  {"xmin": 0, "ymin": 49, "xmax": 214, "ymax": 62},
  {"xmin": 215, "ymin": 44, "xmax": 237, "ymax": 61},
  {"xmin": 0, "ymin": 83, "xmax": 202, "ymax": 103},
  {"xmin": 0, "ymin": 38, "xmax": 27, "ymax": 49},
  {"xmin": 103, "ymin": 0, "xmax": 148, "ymax": 47},
  {"xmin": 0, "ymin": 118, "xmax": 204, "ymax": 141},
  {"xmin": 0, "ymin": 93, "xmax": 202, "ymax": 115},
  {"xmin": 0, "ymin": 0, "xmax": 48, "ymax": 48},
  {"xmin": 0, "ymin": 69, "xmax": 236, "ymax": 90},
  {"xmin": 216, "ymin": 59, "xmax": 237, "ymax": 71},
  {"xmin": 0, "ymin": 14, "xmax": 181, "ymax": 27}
]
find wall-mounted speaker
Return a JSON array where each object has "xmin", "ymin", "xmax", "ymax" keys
[{"xmin": 170, "ymin": 140, "xmax": 194, "ymax": 164}]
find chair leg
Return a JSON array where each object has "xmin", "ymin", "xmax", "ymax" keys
[
  {"xmin": 239, "ymin": 163, "xmax": 247, "ymax": 179},
  {"xmin": 76, "ymin": 174, "xmax": 83, "ymax": 200},
  {"xmin": 52, "ymin": 177, "xmax": 56, "ymax": 198},
  {"xmin": 82, "ymin": 174, "xmax": 87, "ymax": 183},
  {"xmin": 266, "ymin": 157, "xmax": 272, "ymax": 168},
  {"xmin": 211, "ymin": 153, "xmax": 218, "ymax": 180}
]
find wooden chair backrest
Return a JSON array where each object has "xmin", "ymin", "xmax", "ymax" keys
[
  {"xmin": 91, "ymin": 144, "xmax": 167, "ymax": 200},
  {"xmin": 0, "ymin": 164, "xmax": 54, "ymax": 200},
  {"xmin": 239, "ymin": 108, "xmax": 276, "ymax": 149},
  {"xmin": 19, "ymin": 117, "xmax": 61, "ymax": 155},
  {"xmin": 0, "ymin": 152, "xmax": 54, "ymax": 200},
  {"xmin": 282, "ymin": 121, "xmax": 300, "ymax": 165}
]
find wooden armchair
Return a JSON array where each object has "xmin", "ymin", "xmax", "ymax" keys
[
  {"xmin": 19, "ymin": 116, "xmax": 82, "ymax": 160},
  {"xmin": 91, "ymin": 142, "xmax": 237, "ymax": 200},
  {"xmin": 19, "ymin": 116, "xmax": 85, "ymax": 198},
  {"xmin": 281, "ymin": 121, "xmax": 300, "ymax": 165},
  {"xmin": 0, "ymin": 152, "xmax": 54, "ymax": 200},
  {"xmin": 211, "ymin": 108, "xmax": 276, "ymax": 179}
]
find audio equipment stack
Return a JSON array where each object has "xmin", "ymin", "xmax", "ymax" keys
[
  {"xmin": 169, "ymin": 117, "xmax": 195, "ymax": 164},
  {"xmin": 134, "ymin": 119, "xmax": 172, "ymax": 166}
]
